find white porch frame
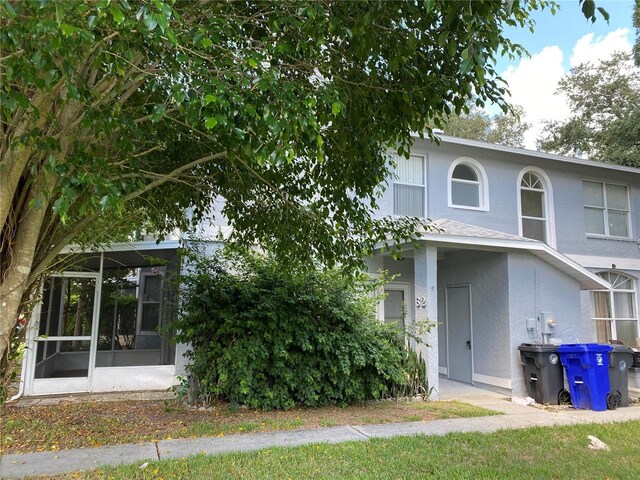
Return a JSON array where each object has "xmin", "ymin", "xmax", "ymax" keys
[{"xmin": 23, "ymin": 247, "xmax": 178, "ymax": 396}]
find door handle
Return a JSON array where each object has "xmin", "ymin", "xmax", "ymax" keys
[{"xmin": 466, "ymin": 340, "xmax": 471, "ymax": 350}]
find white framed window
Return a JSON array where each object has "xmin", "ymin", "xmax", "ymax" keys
[
  {"xmin": 447, "ymin": 157, "xmax": 489, "ymax": 210},
  {"xmin": 591, "ymin": 272, "xmax": 638, "ymax": 346},
  {"xmin": 137, "ymin": 268, "xmax": 165, "ymax": 334},
  {"xmin": 517, "ymin": 167, "xmax": 555, "ymax": 246},
  {"xmin": 583, "ymin": 181, "xmax": 630, "ymax": 237},
  {"xmin": 393, "ymin": 154, "xmax": 426, "ymax": 217},
  {"xmin": 378, "ymin": 283, "xmax": 411, "ymax": 330}
]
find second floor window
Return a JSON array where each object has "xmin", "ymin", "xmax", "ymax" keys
[
  {"xmin": 583, "ymin": 181, "xmax": 629, "ymax": 237},
  {"xmin": 451, "ymin": 164, "xmax": 480, "ymax": 207},
  {"xmin": 394, "ymin": 154, "xmax": 425, "ymax": 217},
  {"xmin": 520, "ymin": 172, "xmax": 547, "ymax": 242}
]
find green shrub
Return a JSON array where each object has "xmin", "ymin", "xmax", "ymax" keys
[{"xmin": 173, "ymin": 250, "xmax": 416, "ymax": 410}]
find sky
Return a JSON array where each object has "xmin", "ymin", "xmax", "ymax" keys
[{"xmin": 493, "ymin": 0, "xmax": 635, "ymax": 148}]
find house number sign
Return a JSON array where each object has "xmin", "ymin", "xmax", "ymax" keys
[{"xmin": 415, "ymin": 296, "xmax": 427, "ymax": 308}]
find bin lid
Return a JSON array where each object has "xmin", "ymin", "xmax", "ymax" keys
[
  {"xmin": 558, "ymin": 343, "xmax": 613, "ymax": 353},
  {"xmin": 518, "ymin": 343, "xmax": 559, "ymax": 352},
  {"xmin": 610, "ymin": 345, "xmax": 636, "ymax": 354}
]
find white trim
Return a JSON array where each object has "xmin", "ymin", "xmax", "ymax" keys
[
  {"xmin": 428, "ymin": 134, "xmax": 640, "ymax": 175},
  {"xmin": 590, "ymin": 271, "xmax": 638, "ymax": 345},
  {"xmin": 23, "ymin": 290, "xmax": 42, "ymax": 396},
  {"xmin": 472, "ymin": 373, "xmax": 512, "ymax": 390},
  {"xmin": 137, "ymin": 270, "xmax": 165, "ymax": 335},
  {"xmin": 447, "ymin": 157, "xmax": 490, "ymax": 211},
  {"xmin": 582, "ymin": 180, "xmax": 632, "ymax": 238},
  {"xmin": 91, "ymin": 365, "xmax": 176, "ymax": 392},
  {"xmin": 376, "ymin": 232, "xmax": 610, "ymax": 290},
  {"xmin": 380, "ymin": 282, "xmax": 412, "ymax": 327},
  {"xmin": 36, "ymin": 336, "xmax": 92, "ymax": 342},
  {"xmin": 586, "ymin": 234, "xmax": 638, "ymax": 242},
  {"xmin": 52, "ymin": 271, "xmax": 101, "ymax": 279},
  {"xmin": 31, "ymin": 377, "xmax": 91, "ymax": 396},
  {"xmin": 88, "ymin": 255, "xmax": 103, "ymax": 385},
  {"xmin": 566, "ymin": 254, "xmax": 640, "ymax": 271},
  {"xmin": 439, "ymin": 366, "xmax": 448, "ymax": 375},
  {"xmin": 25, "ymin": 251, "xmax": 179, "ymax": 397},
  {"xmin": 61, "ymin": 239, "xmax": 181, "ymax": 254},
  {"xmin": 516, "ymin": 167, "xmax": 557, "ymax": 248},
  {"xmin": 29, "ymin": 272, "xmax": 101, "ymax": 393}
]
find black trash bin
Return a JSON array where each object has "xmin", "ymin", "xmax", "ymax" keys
[
  {"xmin": 632, "ymin": 350, "xmax": 640, "ymax": 368},
  {"xmin": 608, "ymin": 345, "xmax": 635, "ymax": 408},
  {"xmin": 518, "ymin": 343, "xmax": 569, "ymax": 405}
]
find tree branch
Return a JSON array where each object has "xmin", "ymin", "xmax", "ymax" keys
[{"xmin": 123, "ymin": 151, "xmax": 227, "ymax": 202}]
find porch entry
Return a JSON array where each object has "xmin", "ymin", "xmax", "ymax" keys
[
  {"xmin": 446, "ymin": 285, "xmax": 473, "ymax": 384},
  {"xmin": 27, "ymin": 248, "xmax": 178, "ymax": 395}
]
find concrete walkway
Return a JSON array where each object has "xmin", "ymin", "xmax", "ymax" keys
[{"xmin": 2, "ymin": 380, "xmax": 640, "ymax": 479}]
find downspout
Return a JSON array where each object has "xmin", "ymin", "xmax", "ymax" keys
[
  {"xmin": 9, "ymin": 283, "xmax": 44, "ymax": 403},
  {"xmin": 8, "ymin": 348, "xmax": 28, "ymax": 402}
]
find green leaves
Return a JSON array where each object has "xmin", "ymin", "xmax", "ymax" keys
[
  {"xmin": 579, "ymin": 0, "xmax": 609, "ymax": 24},
  {"xmin": 174, "ymin": 251, "xmax": 408, "ymax": 409},
  {"xmin": 143, "ymin": 13, "xmax": 157, "ymax": 31},
  {"xmin": 538, "ymin": 52, "xmax": 639, "ymax": 167},
  {"xmin": 423, "ymin": 0, "xmax": 435, "ymax": 13},
  {"xmin": 1, "ymin": 0, "xmax": 17, "ymax": 18},
  {"xmin": 2, "ymin": 0, "xmax": 608, "ymax": 354},
  {"xmin": 441, "ymin": 101, "xmax": 530, "ymax": 148},
  {"xmin": 110, "ymin": 5, "xmax": 125, "ymax": 24},
  {"xmin": 204, "ymin": 117, "xmax": 218, "ymax": 129}
]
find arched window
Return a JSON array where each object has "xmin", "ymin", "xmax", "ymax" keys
[
  {"xmin": 591, "ymin": 272, "xmax": 638, "ymax": 346},
  {"xmin": 448, "ymin": 158, "xmax": 488, "ymax": 210},
  {"xmin": 519, "ymin": 170, "xmax": 551, "ymax": 243}
]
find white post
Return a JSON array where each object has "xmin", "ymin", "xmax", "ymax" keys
[{"xmin": 414, "ymin": 242, "xmax": 439, "ymax": 400}]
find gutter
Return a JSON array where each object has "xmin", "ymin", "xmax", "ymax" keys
[{"xmin": 8, "ymin": 350, "xmax": 27, "ymax": 403}]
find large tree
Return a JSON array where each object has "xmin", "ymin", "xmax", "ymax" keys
[
  {"xmin": 441, "ymin": 103, "xmax": 530, "ymax": 148},
  {"xmin": 0, "ymin": 0, "xmax": 607, "ymax": 379},
  {"xmin": 537, "ymin": 52, "xmax": 640, "ymax": 167}
]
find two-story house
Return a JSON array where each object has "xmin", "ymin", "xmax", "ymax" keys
[
  {"xmin": 368, "ymin": 135, "xmax": 639, "ymax": 399},
  {"xmin": 16, "ymin": 136, "xmax": 640, "ymax": 400}
]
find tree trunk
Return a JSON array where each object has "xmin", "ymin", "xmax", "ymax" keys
[{"xmin": 0, "ymin": 179, "xmax": 53, "ymax": 368}]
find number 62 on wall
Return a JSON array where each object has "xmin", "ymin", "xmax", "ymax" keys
[{"xmin": 415, "ymin": 296, "xmax": 427, "ymax": 308}]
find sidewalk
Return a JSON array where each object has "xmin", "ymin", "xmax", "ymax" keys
[{"xmin": 2, "ymin": 386, "xmax": 639, "ymax": 479}]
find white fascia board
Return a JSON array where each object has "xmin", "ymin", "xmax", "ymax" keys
[
  {"xmin": 375, "ymin": 234, "xmax": 610, "ymax": 290},
  {"xmin": 565, "ymin": 254, "xmax": 640, "ymax": 271},
  {"xmin": 60, "ymin": 239, "xmax": 181, "ymax": 254},
  {"xmin": 416, "ymin": 134, "xmax": 640, "ymax": 175}
]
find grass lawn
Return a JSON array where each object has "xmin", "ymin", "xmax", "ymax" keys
[
  {"xmin": 57, "ymin": 420, "xmax": 640, "ymax": 479},
  {"xmin": 1, "ymin": 399, "xmax": 496, "ymax": 454}
]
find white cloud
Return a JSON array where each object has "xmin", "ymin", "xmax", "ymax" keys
[
  {"xmin": 502, "ymin": 46, "xmax": 569, "ymax": 149},
  {"xmin": 501, "ymin": 28, "xmax": 632, "ymax": 150},
  {"xmin": 570, "ymin": 28, "xmax": 631, "ymax": 67}
]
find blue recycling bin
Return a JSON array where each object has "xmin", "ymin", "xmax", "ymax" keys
[{"xmin": 558, "ymin": 343, "xmax": 613, "ymax": 411}]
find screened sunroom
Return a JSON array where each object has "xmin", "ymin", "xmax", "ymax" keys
[{"xmin": 23, "ymin": 241, "xmax": 181, "ymax": 395}]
